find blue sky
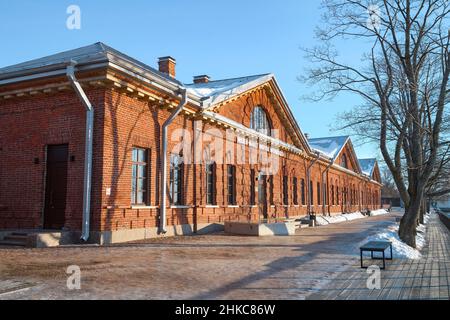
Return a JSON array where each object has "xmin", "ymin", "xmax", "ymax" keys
[{"xmin": 0, "ymin": 0, "xmax": 378, "ymax": 158}]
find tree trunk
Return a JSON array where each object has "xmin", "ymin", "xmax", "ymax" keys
[
  {"xmin": 419, "ymin": 200, "xmax": 426, "ymax": 225},
  {"xmin": 399, "ymin": 196, "xmax": 422, "ymax": 248}
]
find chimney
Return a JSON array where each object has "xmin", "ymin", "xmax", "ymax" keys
[
  {"xmin": 158, "ymin": 56, "xmax": 176, "ymax": 78},
  {"xmin": 193, "ymin": 75, "xmax": 210, "ymax": 84}
]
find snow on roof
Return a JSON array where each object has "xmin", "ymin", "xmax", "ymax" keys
[
  {"xmin": 185, "ymin": 74, "xmax": 272, "ymax": 107},
  {"xmin": 0, "ymin": 42, "xmax": 274, "ymax": 107},
  {"xmin": 0, "ymin": 42, "xmax": 107, "ymax": 74},
  {"xmin": 358, "ymin": 158, "xmax": 377, "ymax": 176},
  {"xmin": 0, "ymin": 42, "xmax": 182, "ymax": 85},
  {"xmin": 307, "ymin": 136, "xmax": 349, "ymax": 159}
]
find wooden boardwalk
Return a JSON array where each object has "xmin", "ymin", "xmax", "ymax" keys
[{"xmin": 309, "ymin": 213, "xmax": 450, "ymax": 300}]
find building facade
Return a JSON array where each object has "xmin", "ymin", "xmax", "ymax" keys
[
  {"xmin": 0, "ymin": 43, "xmax": 382, "ymax": 244},
  {"xmin": 433, "ymin": 196, "xmax": 450, "ymax": 210}
]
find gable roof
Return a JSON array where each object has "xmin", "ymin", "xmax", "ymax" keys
[
  {"xmin": 358, "ymin": 158, "xmax": 379, "ymax": 180},
  {"xmin": 185, "ymin": 74, "xmax": 272, "ymax": 108},
  {"xmin": 187, "ymin": 74, "xmax": 312, "ymax": 152},
  {"xmin": 308, "ymin": 136, "xmax": 350, "ymax": 160}
]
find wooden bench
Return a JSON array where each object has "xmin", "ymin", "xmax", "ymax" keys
[{"xmin": 360, "ymin": 241, "xmax": 393, "ymax": 270}]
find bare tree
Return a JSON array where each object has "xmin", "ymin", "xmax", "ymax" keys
[
  {"xmin": 381, "ymin": 166, "xmax": 400, "ymax": 197},
  {"xmin": 426, "ymin": 142, "xmax": 450, "ymax": 197},
  {"xmin": 302, "ymin": 0, "xmax": 449, "ymax": 247}
]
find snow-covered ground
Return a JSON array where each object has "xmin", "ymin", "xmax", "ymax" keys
[
  {"xmin": 314, "ymin": 209, "xmax": 431, "ymax": 259},
  {"xmin": 369, "ymin": 209, "xmax": 390, "ymax": 216},
  {"xmin": 315, "ymin": 210, "xmax": 388, "ymax": 226},
  {"xmin": 361, "ymin": 211, "xmax": 432, "ymax": 259}
]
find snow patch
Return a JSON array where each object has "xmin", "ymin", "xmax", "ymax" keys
[
  {"xmin": 364, "ymin": 225, "xmax": 421, "ymax": 259},
  {"xmin": 315, "ymin": 212, "xmax": 366, "ymax": 226},
  {"xmin": 415, "ymin": 211, "xmax": 431, "ymax": 250},
  {"xmin": 308, "ymin": 136, "xmax": 348, "ymax": 159},
  {"xmin": 369, "ymin": 209, "xmax": 389, "ymax": 216},
  {"xmin": 358, "ymin": 159, "xmax": 377, "ymax": 176},
  {"xmin": 315, "ymin": 215, "xmax": 330, "ymax": 226},
  {"xmin": 344, "ymin": 212, "xmax": 366, "ymax": 221},
  {"xmin": 185, "ymin": 74, "xmax": 270, "ymax": 100},
  {"xmin": 361, "ymin": 211, "xmax": 432, "ymax": 259}
]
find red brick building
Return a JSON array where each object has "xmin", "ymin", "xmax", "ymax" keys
[{"xmin": 0, "ymin": 43, "xmax": 382, "ymax": 245}]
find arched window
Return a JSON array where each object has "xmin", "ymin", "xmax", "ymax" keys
[
  {"xmin": 341, "ymin": 154, "xmax": 348, "ymax": 169},
  {"xmin": 250, "ymin": 106, "xmax": 271, "ymax": 136}
]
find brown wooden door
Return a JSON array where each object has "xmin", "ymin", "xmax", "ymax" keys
[{"xmin": 43, "ymin": 144, "xmax": 68, "ymax": 229}]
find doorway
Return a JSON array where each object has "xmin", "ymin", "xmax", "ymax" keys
[{"xmin": 43, "ymin": 144, "xmax": 68, "ymax": 229}]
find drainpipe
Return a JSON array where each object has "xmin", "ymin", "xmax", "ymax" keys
[
  {"xmin": 322, "ymin": 160, "xmax": 334, "ymax": 216},
  {"xmin": 66, "ymin": 60, "xmax": 94, "ymax": 242},
  {"xmin": 364, "ymin": 178, "xmax": 370, "ymax": 212},
  {"xmin": 307, "ymin": 152, "xmax": 320, "ymax": 217},
  {"xmin": 358, "ymin": 179, "xmax": 364, "ymax": 212},
  {"xmin": 159, "ymin": 88, "xmax": 188, "ymax": 234}
]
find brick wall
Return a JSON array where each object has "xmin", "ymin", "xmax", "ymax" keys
[
  {"xmin": 0, "ymin": 81, "xmax": 382, "ymax": 234},
  {"xmin": 0, "ymin": 88, "xmax": 105, "ymax": 230},
  {"xmin": 95, "ymin": 86, "xmax": 382, "ymax": 233}
]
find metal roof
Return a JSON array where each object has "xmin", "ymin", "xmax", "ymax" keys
[
  {"xmin": 358, "ymin": 158, "xmax": 377, "ymax": 176},
  {"xmin": 0, "ymin": 42, "xmax": 183, "ymax": 85},
  {"xmin": 307, "ymin": 136, "xmax": 350, "ymax": 160},
  {"xmin": 185, "ymin": 74, "xmax": 271, "ymax": 105}
]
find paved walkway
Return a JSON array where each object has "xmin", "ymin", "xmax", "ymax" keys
[
  {"xmin": 0, "ymin": 211, "xmax": 448, "ymax": 300},
  {"xmin": 308, "ymin": 213, "xmax": 450, "ymax": 300}
]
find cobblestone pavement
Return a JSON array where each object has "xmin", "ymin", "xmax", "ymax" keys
[{"xmin": 1, "ymin": 211, "xmax": 444, "ymax": 300}]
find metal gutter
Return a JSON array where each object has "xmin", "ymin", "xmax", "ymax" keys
[
  {"xmin": 307, "ymin": 151, "xmax": 321, "ymax": 216},
  {"xmin": 0, "ymin": 61, "xmax": 109, "ymax": 85},
  {"xmin": 0, "ymin": 53, "xmax": 201, "ymax": 107},
  {"xmin": 321, "ymin": 160, "xmax": 335, "ymax": 216},
  {"xmin": 330, "ymin": 163, "xmax": 362, "ymax": 178},
  {"xmin": 106, "ymin": 61, "xmax": 201, "ymax": 107},
  {"xmin": 159, "ymin": 88, "xmax": 188, "ymax": 234},
  {"xmin": 66, "ymin": 60, "xmax": 94, "ymax": 242},
  {"xmin": 358, "ymin": 178, "xmax": 365, "ymax": 212}
]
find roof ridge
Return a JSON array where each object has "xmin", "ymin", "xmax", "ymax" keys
[
  {"xmin": 308, "ymin": 135, "xmax": 350, "ymax": 140},
  {"xmin": 95, "ymin": 41, "xmax": 109, "ymax": 52},
  {"xmin": 186, "ymin": 73, "xmax": 271, "ymax": 85}
]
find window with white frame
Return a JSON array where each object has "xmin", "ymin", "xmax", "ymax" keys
[
  {"xmin": 169, "ymin": 153, "xmax": 184, "ymax": 205},
  {"xmin": 131, "ymin": 147, "xmax": 149, "ymax": 205},
  {"xmin": 206, "ymin": 162, "xmax": 216, "ymax": 205},
  {"xmin": 250, "ymin": 106, "xmax": 271, "ymax": 136}
]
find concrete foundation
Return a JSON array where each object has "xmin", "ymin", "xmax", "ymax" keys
[
  {"xmin": 91, "ymin": 223, "xmax": 224, "ymax": 245},
  {"xmin": 0, "ymin": 230, "xmax": 78, "ymax": 247},
  {"xmin": 0, "ymin": 223, "xmax": 225, "ymax": 247},
  {"xmin": 224, "ymin": 221, "xmax": 296, "ymax": 236}
]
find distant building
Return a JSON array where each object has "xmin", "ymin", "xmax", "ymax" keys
[
  {"xmin": 381, "ymin": 196, "xmax": 403, "ymax": 208},
  {"xmin": 433, "ymin": 195, "xmax": 450, "ymax": 210}
]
